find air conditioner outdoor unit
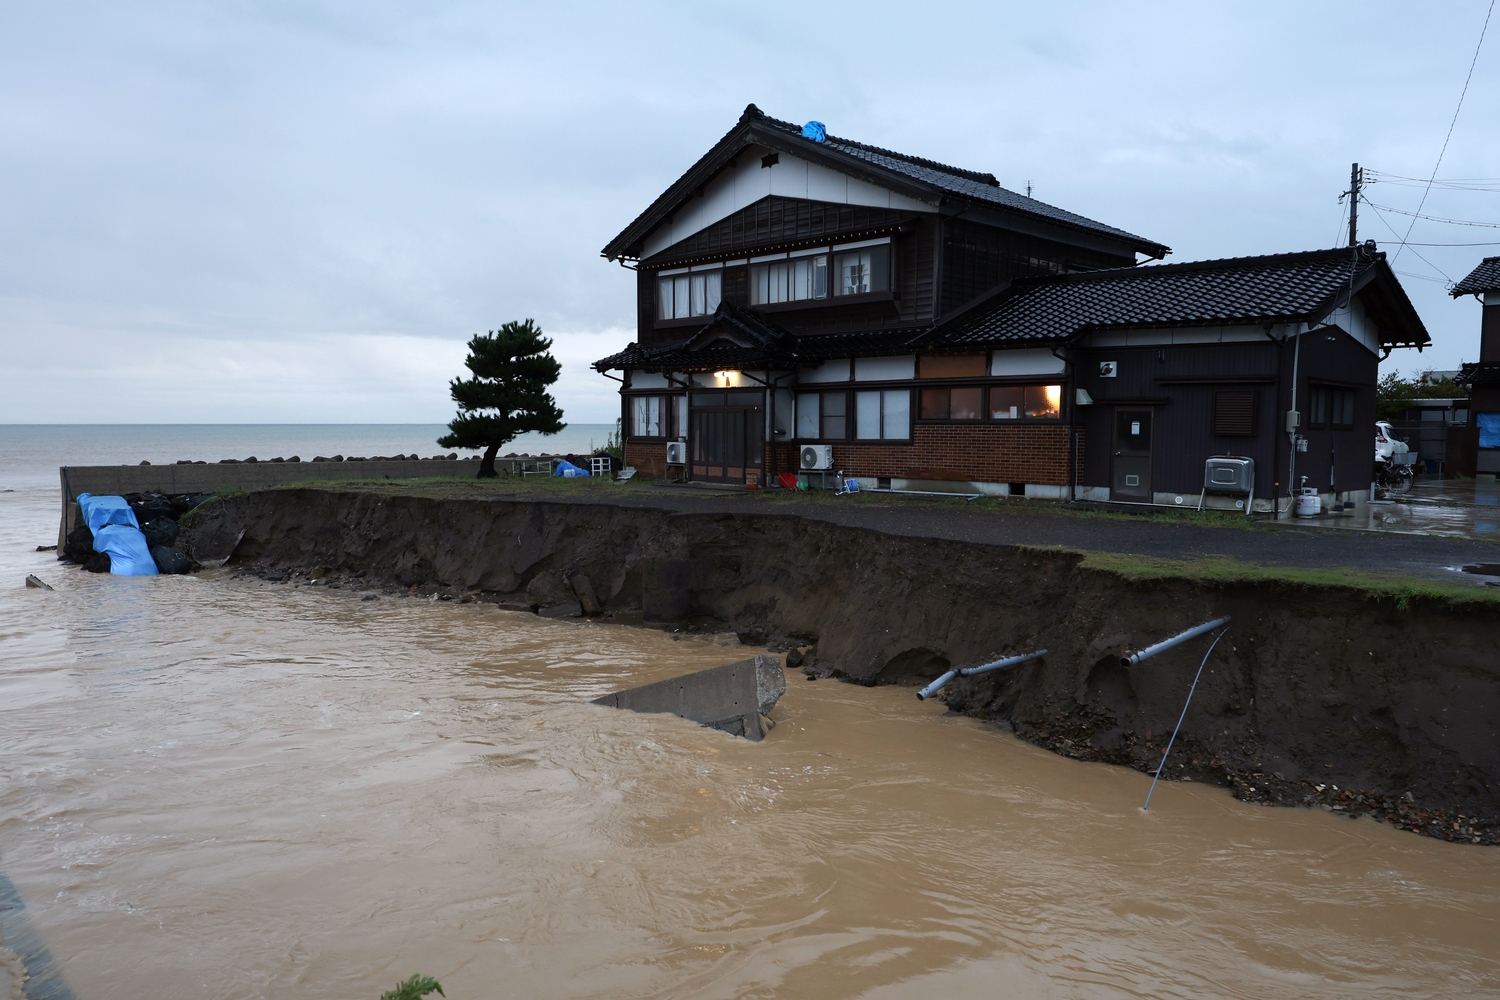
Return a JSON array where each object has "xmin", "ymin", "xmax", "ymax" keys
[
  {"xmin": 800, "ymin": 445, "xmax": 834, "ymax": 470},
  {"xmin": 665, "ymin": 441, "xmax": 686, "ymax": 465}
]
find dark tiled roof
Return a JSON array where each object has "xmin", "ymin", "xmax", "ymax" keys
[
  {"xmin": 602, "ymin": 105, "xmax": 1169, "ymax": 261},
  {"xmin": 751, "ymin": 111, "xmax": 1165, "ymax": 255},
  {"xmin": 1451, "ymin": 257, "xmax": 1500, "ymax": 297},
  {"xmin": 595, "ymin": 302, "xmax": 804, "ymax": 373},
  {"xmin": 1456, "ymin": 362, "xmax": 1500, "ymax": 387},
  {"xmin": 924, "ymin": 245, "xmax": 1428, "ymax": 349},
  {"xmin": 592, "ymin": 342, "xmax": 656, "ymax": 371},
  {"xmin": 793, "ymin": 328, "xmax": 926, "ymax": 360}
]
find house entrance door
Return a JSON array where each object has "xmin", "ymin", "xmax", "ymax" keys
[
  {"xmin": 689, "ymin": 389, "xmax": 764, "ymax": 485},
  {"xmin": 1112, "ymin": 409, "xmax": 1153, "ymax": 500}
]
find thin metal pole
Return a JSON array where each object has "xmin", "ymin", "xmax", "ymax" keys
[{"xmin": 1142, "ymin": 627, "xmax": 1229, "ymax": 811}]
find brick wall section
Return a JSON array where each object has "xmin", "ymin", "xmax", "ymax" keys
[
  {"xmin": 632, "ymin": 427, "xmax": 1084, "ymax": 485},
  {"xmin": 814, "ymin": 424, "xmax": 1078, "ymax": 484},
  {"xmin": 625, "ymin": 441, "xmax": 669, "ymax": 477}
]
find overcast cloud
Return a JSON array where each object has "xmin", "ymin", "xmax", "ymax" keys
[{"xmin": 3, "ymin": 2, "xmax": 1498, "ymax": 424}]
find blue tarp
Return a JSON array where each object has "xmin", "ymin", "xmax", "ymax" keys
[
  {"xmin": 1478, "ymin": 412, "xmax": 1500, "ymax": 450},
  {"xmin": 76, "ymin": 493, "xmax": 157, "ymax": 575},
  {"xmin": 553, "ymin": 460, "xmax": 590, "ymax": 478},
  {"xmin": 801, "ymin": 120, "xmax": 826, "ymax": 142},
  {"xmin": 93, "ymin": 524, "xmax": 159, "ymax": 576},
  {"xmin": 77, "ymin": 493, "xmax": 139, "ymax": 533}
]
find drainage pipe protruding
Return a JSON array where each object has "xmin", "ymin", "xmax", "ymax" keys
[
  {"xmin": 961, "ymin": 648, "xmax": 1048, "ymax": 677},
  {"xmin": 1120, "ymin": 617, "xmax": 1231, "ymax": 668},
  {"xmin": 915, "ymin": 649, "xmax": 1048, "ymax": 700},
  {"xmin": 916, "ymin": 669, "xmax": 959, "ymax": 701}
]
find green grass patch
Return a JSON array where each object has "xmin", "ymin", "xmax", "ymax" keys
[{"xmin": 1033, "ymin": 545, "xmax": 1500, "ymax": 607}]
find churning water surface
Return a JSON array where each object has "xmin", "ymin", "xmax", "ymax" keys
[{"xmin": 2, "ymin": 482, "xmax": 1499, "ymax": 999}]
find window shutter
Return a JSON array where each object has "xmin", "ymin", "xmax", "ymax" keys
[{"xmin": 1213, "ymin": 391, "xmax": 1256, "ymax": 436}]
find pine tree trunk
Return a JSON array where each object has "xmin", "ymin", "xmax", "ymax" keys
[{"xmin": 478, "ymin": 442, "xmax": 500, "ymax": 478}]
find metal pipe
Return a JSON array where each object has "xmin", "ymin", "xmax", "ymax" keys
[
  {"xmin": 916, "ymin": 649, "xmax": 1048, "ymax": 700},
  {"xmin": 1120, "ymin": 617, "xmax": 1231, "ymax": 668},
  {"xmin": 961, "ymin": 648, "xmax": 1048, "ymax": 676},
  {"xmin": 865, "ymin": 488, "xmax": 983, "ymax": 500},
  {"xmin": 1142, "ymin": 626, "xmax": 1230, "ymax": 810},
  {"xmin": 915, "ymin": 669, "xmax": 959, "ymax": 701}
]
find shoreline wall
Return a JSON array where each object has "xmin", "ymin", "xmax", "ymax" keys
[{"xmin": 181, "ymin": 487, "xmax": 1500, "ymax": 843}]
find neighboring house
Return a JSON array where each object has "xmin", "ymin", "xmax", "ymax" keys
[
  {"xmin": 595, "ymin": 105, "xmax": 1430, "ymax": 510},
  {"xmin": 1453, "ymin": 257, "xmax": 1500, "ymax": 476}
]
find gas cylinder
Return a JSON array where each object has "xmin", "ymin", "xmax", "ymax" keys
[{"xmin": 1294, "ymin": 488, "xmax": 1322, "ymax": 518}]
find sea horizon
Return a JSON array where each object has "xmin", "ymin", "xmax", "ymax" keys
[{"xmin": 0, "ymin": 422, "xmax": 619, "ymax": 491}]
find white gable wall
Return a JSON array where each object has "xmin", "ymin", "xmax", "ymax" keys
[
  {"xmin": 1313, "ymin": 295, "xmax": 1379, "ymax": 355},
  {"xmin": 642, "ymin": 146, "xmax": 932, "ymax": 259}
]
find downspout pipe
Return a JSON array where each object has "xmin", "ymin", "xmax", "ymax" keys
[
  {"xmin": 916, "ymin": 649, "xmax": 1048, "ymax": 700},
  {"xmin": 1120, "ymin": 617, "xmax": 1231, "ymax": 668},
  {"xmin": 1051, "ymin": 341, "xmax": 1076, "ymax": 502}
]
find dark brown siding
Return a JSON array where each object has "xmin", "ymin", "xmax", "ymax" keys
[
  {"xmin": 645, "ymin": 196, "xmax": 915, "ymax": 266},
  {"xmin": 1291, "ymin": 328, "xmax": 1379, "ymax": 497},
  {"xmin": 938, "ymin": 217, "xmax": 1132, "ymax": 317},
  {"xmin": 637, "ymin": 271, "xmax": 655, "ymax": 340},
  {"xmin": 1482, "ymin": 304, "xmax": 1500, "ymax": 362},
  {"xmin": 1074, "ymin": 338, "xmax": 1281, "ymax": 498},
  {"xmin": 1073, "ymin": 329, "xmax": 1378, "ymax": 504}
]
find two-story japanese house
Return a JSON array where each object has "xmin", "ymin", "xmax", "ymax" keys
[{"xmin": 595, "ymin": 105, "xmax": 1430, "ymax": 511}]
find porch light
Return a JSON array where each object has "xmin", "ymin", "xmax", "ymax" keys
[{"xmin": 713, "ymin": 370, "xmax": 738, "ymax": 386}]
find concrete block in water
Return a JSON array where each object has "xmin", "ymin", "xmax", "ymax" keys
[{"xmin": 592, "ymin": 654, "xmax": 787, "ymax": 741}]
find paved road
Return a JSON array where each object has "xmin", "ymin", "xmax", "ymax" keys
[{"xmin": 461, "ymin": 483, "xmax": 1499, "ymax": 587}]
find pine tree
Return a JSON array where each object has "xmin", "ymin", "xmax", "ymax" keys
[{"xmin": 438, "ymin": 320, "xmax": 565, "ymax": 477}]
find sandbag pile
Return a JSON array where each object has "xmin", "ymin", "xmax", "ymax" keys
[{"xmin": 63, "ymin": 492, "xmax": 211, "ymax": 575}]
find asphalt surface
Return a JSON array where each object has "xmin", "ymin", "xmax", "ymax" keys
[{"xmin": 459, "ymin": 483, "xmax": 1499, "ymax": 588}]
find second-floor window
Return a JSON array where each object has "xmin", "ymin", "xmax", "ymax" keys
[
  {"xmin": 658, "ymin": 271, "xmax": 721, "ymax": 320},
  {"xmin": 749, "ymin": 243, "xmax": 892, "ymax": 306},
  {"xmin": 751, "ymin": 255, "xmax": 826, "ymax": 305},
  {"xmin": 835, "ymin": 246, "xmax": 890, "ymax": 296}
]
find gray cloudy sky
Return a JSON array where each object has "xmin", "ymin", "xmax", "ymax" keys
[{"xmin": 4, "ymin": 2, "xmax": 1498, "ymax": 424}]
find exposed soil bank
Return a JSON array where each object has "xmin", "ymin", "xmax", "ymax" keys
[{"xmin": 183, "ymin": 487, "xmax": 1500, "ymax": 845}]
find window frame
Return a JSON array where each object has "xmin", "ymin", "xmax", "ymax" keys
[
  {"xmin": 793, "ymin": 389, "xmax": 863, "ymax": 442},
  {"xmin": 855, "ymin": 388, "xmax": 913, "ymax": 442},
  {"xmin": 1305, "ymin": 384, "xmax": 1356, "ymax": 430},
  {"xmin": 625, "ymin": 393, "xmax": 685, "ymax": 441},
  {"xmin": 1212, "ymin": 389, "xmax": 1257, "ymax": 437},
  {"xmin": 654, "ymin": 268, "xmax": 723, "ymax": 325},
  {"xmin": 915, "ymin": 381, "xmax": 1066, "ymax": 424}
]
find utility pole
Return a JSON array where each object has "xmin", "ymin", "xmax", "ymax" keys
[{"xmin": 1345, "ymin": 162, "xmax": 1362, "ymax": 246}]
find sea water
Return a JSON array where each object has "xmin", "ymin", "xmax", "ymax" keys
[
  {"xmin": 0, "ymin": 424, "xmax": 618, "ymax": 491},
  {"xmin": 1, "ymin": 429, "xmax": 1498, "ymax": 998}
]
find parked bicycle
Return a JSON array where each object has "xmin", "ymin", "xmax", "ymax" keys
[{"xmin": 1374, "ymin": 459, "xmax": 1414, "ymax": 496}]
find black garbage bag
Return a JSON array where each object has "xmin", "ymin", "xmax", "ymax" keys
[
  {"xmin": 127, "ymin": 493, "xmax": 177, "ymax": 522},
  {"xmin": 140, "ymin": 518, "xmax": 179, "ymax": 548},
  {"xmin": 63, "ymin": 518, "xmax": 96, "ymax": 565},
  {"xmin": 170, "ymin": 493, "xmax": 214, "ymax": 514},
  {"xmin": 82, "ymin": 551, "xmax": 111, "ymax": 573},
  {"xmin": 151, "ymin": 546, "xmax": 191, "ymax": 574}
]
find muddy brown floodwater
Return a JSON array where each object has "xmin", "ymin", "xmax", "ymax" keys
[{"xmin": 2, "ymin": 486, "xmax": 1500, "ymax": 999}]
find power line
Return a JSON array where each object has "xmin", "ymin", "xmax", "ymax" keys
[
  {"xmin": 1367, "ymin": 170, "xmax": 1500, "ymax": 192},
  {"xmin": 1392, "ymin": 269, "xmax": 1451, "ymax": 284},
  {"xmin": 1393, "ymin": 0, "xmax": 1496, "ymax": 264},
  {"xmin": 1376, "ymin": 239, "xmax": 1500, "ymax": 246},
  {"xmin": 1366, "ymin": 201, "xmax": 1454, "ymax": 282},
  {"xmin": 1365, "ymin": 200, "xmax": 1500, "ymax": 228}
]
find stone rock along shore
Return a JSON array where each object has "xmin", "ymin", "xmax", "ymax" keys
[{"xmin": 178, "ymin": 487, "xmax": 1500, "ymax": 847}]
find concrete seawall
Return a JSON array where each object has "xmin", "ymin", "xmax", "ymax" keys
[{"xmin": 58, "ymin": 458, "xmax": 503, "ymax": 548}]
